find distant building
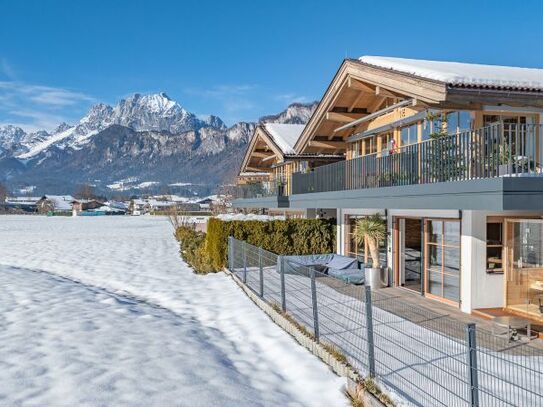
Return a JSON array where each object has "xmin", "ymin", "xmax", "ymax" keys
[{"xmin": 36, "ymin": 195, "xmax": 74, "ymax": 215}]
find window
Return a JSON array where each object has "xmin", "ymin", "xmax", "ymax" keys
[
  {"xmin": 400, "ymin": 124, "xmax": 418, "ymax": 146},
  {"xmin": 446, "ymin": 111, "xmax": 473, "ymax": 135},
  {"xmin": 425, "ymin": 220, "xmax": 461, "ymax": 303},
  {"xmin": 422, "ymin": 117, "xmax": 442, "ymax": 140},
  {"xmin": 363, "ymin": 137, "xmax": 376, "ymax": 155},
  {"xmin": 345, "ymin": 215, "xmax": 387, "ymax": 266},
  {"xmin": 486, "ymin": 221, "xmax": 503, "ymax": 274},
  {"xmin": 379, "ymin": 133, "xmax": 393, "ymax": 152}
]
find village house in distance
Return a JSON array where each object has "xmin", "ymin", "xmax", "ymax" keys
[{"xmin": 234, "ymin": 56, "xmax": 543, "ymax": 328}]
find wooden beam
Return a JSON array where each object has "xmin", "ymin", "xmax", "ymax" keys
[
  {"xmin": 260, "ymin": 154, "xmax": 278, "ymax": 162},
  {"xmin": 246, "ymin": 166, "xmax": 267, "ymax": 171},
  {"xmin": 326, "ymin": 111, "xmax": 367, "ymax": 123},
  {"xmin": 348, "ymin": 91, "xmax": 366, "ymax": 113},
  {"xmin": 252, "ymin": 151, "xmax": 273, "ymax": 158},
  {"xmin": 375, "ymin": 86, "xmax": 398, "ymax": 98},
  {"xmin": 368, "ymin": 96, "xmax": 387, "ymax": 113},
  {"xmin": 334, "ymin": 98, "xmax": 414, "ymax": 133},
  {"xmin": 348, "ymin": 77, "xmax": 374, "ymax": 93},
  {"xmin": 308, "ymin": 140, "xmax": 346, "ymax": 149}
]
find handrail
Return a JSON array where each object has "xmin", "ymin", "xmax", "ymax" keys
[{"xmin": 235, "ymin": 124, "xmax": 543, "ymax": 199}]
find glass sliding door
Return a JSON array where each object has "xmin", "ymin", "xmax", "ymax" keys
[
  {"xmin": 506, "ymin": 219, "xmax": 543, "ymax": 322},
  {"xmin": 425, "ymin": 219, "xmax": 461, "ymax": 304},
  {"xmin": 398, "ymin": 218, "xmax": 423, "ymax": 292}
]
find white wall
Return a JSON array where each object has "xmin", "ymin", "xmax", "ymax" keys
[{"xmin": 460, "ymin": 211, "xmax": 497, "ymax": 312}]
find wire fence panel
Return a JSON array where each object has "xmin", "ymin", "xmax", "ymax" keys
[{"xmin": 228, "ymin": 238, "xmax": 543, "ymax": 407}]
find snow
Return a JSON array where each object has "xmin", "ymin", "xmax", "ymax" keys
[
  {"xmin": 168, "ymin": 182, "xmax": 192, "ymax": 187},
  {"xmin": 264, "ymin": 123, "xmax": 305, "ymax": 155},
  {"xmin": 359, "ymin": 56, "xmax": 543, "ymax": 90},
  {"xmin": 107, "ymin": 180, "xmax": 160, "ymax": 191},
  {"xmin": 17, "ymin": 126, "xmax": 79, "ymax": 159},
  {"xmin": 0, "ymin": 216, "xmax": 345, "ymax": 406},
  {"xmin": 42, "ymin": 195, "xmax": 74, "ymax": 211}
]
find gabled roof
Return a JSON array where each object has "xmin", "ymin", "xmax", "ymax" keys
[
  {"xmin": 41, "ymin": 195, "xmax": 74, "ymax": 210},
  {"xmin": 295, "ymin": 56, "xmax": 543, "ymax": 155},
  {"xmin": 263, "ymin": 123, "xmax": 305, "ymax": 154},
  {"xmin": 359, "ymin": 56, "xmax": 543, "ymax": 91},
  {"xmin": 239, "ymin": 123, "xmax": 306, "ymax": 174}
]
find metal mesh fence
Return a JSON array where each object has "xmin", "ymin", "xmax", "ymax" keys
[{"xmin": 229, "ymin": 237, "xmax": 543, "ymax": 407}]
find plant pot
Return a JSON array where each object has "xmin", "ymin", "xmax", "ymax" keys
[{"xmin": 365, "ymin": 267, "xmax": 385, "ymax": 290}]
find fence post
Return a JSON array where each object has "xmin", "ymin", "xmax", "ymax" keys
[
  {"xmin": 228, "ymin": 236, "xmax": 233, "ymax": 272},
  {"xmin": 279, "ymin": 256, "xmax": 286, "ymax": 312},
  {"xmin": 242, "ymin": 241, "xmax": 247, "ymax": 284},
  {"xmin": 310, "ymin": 269, "xmax": 320, "ymax": 342},
  {"xmin": 465, "ymin": 323, "xmax": 479, "ymax": 407},
  {"xmin": 259, "ymin": 247, "xmax": 264, "ymax": 298},
  {"xmin": 364, "ymin": 285, "xmax": 376, "ymax": 377}
]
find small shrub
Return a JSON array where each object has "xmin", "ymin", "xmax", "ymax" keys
[{"xmin": 175, "ymin": 226, "xmax": 213, "ymax": 273}]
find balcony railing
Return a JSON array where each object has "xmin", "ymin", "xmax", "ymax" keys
[
  {"xmin": 234, "ymin": 175, "xmax": 289, "ymax": 199},
  {"xmin": 291, "ymin": 124, "xmax": 543, "ymax": 195}
]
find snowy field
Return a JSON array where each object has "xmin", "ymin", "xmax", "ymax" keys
[{"xmin": 0, "ymin": 215, "xmax": 346, "ymax": 407}]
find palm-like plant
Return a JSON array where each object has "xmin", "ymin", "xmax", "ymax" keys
[{"xmin": 354, "ymin": 214, "xmax": 386, "ymax": 268}]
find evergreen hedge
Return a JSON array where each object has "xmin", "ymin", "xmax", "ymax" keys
[
  {"xmin": 206, "ymin": 218, "xmax": 336, "ymax": 272},
  {"xmin": 176, "ymin": 218, "xmax": 336, "ymax": 273}
]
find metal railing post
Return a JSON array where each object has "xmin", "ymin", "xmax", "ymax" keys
[
  {"xmin": 242, "ymin": 241, "xmax": 247, "ymax": 284},
  {"xmin": 279, "ymin": 256, "xmax": 286, "ymax": 312},
  {"xmin": 228, "ymin": 236, "xmax": 234, "ymax": 272},
  {"xmin": 310, "ymin": 269, "xmax": 320, "ymax": 342},
  {"xmin": 364, "ymin": 285, "xmax": 376, "ymax": 377},
  {"xmin": 259, "ymin": 247, "xmax": 264, "ymax": 298},
  {"xmin": 465, "ymin": 323, "xmax": 479, "ymax": 407}
]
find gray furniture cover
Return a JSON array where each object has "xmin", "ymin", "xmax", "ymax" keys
[{"xmin": 278, "ymin": 254, "xmax": 364, "ymax": 284}]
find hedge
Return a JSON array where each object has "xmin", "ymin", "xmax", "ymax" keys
[
  {"xmin": 175, "ymin": 226, "xmax": 214, "ymax": 274},
  {"xmin": 174, "ymin": 218, "xmax": 335, "ymax": 273}
]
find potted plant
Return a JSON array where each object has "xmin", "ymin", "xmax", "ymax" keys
[{"xmin": 354, "ymin": 214, "xmax": 387, "ymax": 289}]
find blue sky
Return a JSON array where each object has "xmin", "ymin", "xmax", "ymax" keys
[{"xmin": 1, "ymin": 0, "xmax": 543, "ymax": 131}]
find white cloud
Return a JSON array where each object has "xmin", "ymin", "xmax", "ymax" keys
[
  {"xmin": 0, "ymin": 79, "xmax": 95, "ymax": 132},
  {"xmin": 274, "ymin": 93, "xmax": 310, "ymax": 104}
]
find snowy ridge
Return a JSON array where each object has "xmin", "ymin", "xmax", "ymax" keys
[
  {"xmin": 359, "ymin": 56, "xmax": 543, "ymax": 90},
  {"xmin": 16, "ymin": 93, "xmax": 207, "ymax": 159}
]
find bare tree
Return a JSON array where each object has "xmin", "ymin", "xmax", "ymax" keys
[
  {"xmin": 0, "ymin": 183, "xmax": 7, "ymax": 203},
  {"xmin": 75, "ymin": 184, "xmax": 97, "ymax": 200},
  {"xmin": 166, "ymin": 205, "xmax": 194, "ymax": 231}
]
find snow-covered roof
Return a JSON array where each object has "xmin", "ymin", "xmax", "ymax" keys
[
  {"xmin": 42, "ymin": 195, "xmax": 74, "ymax": 210},
  {"xmin": 263, "ymin": 123, "xmax": 305, "ymax": 154},
  {"xmin": 359, "ymin": 56, "xmax": 543, "ymax": 91}
]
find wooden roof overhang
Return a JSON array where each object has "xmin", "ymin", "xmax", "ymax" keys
[
  {"xmin": 294, "ymin": 58, "xmax": 543, "ymax": 155},
  {"xmin": 239, "ymin": 125, "xmax": 287, "ymax": 174}
]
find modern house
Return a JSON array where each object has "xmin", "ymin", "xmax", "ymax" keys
[{"xmin": 234, "ymin": 56, "xmax": 543, "ymax": 327}]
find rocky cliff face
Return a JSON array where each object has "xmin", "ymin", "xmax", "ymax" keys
[{"xmin": 0, "ymin": 93, "xmax": 317, "ymax": 195}]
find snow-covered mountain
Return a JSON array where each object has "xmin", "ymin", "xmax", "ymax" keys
[{"xmin": 0, "ymin": 93, "xmax": 317, "ymax": 195}]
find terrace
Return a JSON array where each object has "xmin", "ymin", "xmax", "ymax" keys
[{"xmin": 234, "ymin": 123, "xmax": 543, "ymax": 211}]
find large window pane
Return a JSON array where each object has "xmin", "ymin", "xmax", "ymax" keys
[
  {"xmin": 427, "ymin": 221, "xmax": 443, "ymax": 243},
  {"xmin": 428, "ymin": 271, "xmax": 442, "ymax": 296},
  {"xmin": 443, "ymin": 247, "xmax": 460, "ymax": 275},
  {"xmin": 458, "ymin": 111, "xmax": 473, "ymax": 131},
  {"xmin": 443, "ymin": 274, "xmax": 460, "ymax": 301},
  {"xmin": 427, "ymin": 244, "xmax": 443, "ymax": 269},
  {"xmin": 447, "ymin": 112, "xmax": 459, "ymax": 135},
  {"xmin": 444, "ymin": 221, "xmax": 460, "ymax": 245}
]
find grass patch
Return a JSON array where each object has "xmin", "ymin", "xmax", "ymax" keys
[{"xmin": 345, "ymin": 378, "xmax": 395, "ymax": 407}]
